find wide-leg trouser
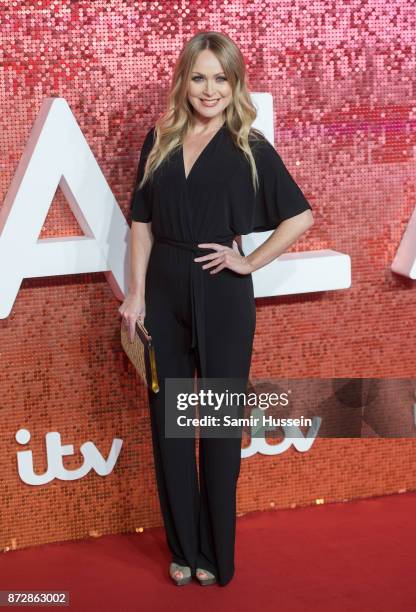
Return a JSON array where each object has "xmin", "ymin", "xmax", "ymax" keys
[{"xmin": 143, "ymin": 240, "xmax": 256, "ymax": 586}]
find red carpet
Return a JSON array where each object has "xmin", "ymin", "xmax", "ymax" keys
[{"xmin": 1, "ymin": 492, "xmax": 415, "ymax": 611}]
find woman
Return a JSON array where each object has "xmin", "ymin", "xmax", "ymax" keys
[{"xmin": 119, "ymin": 31, "xmax": 314, "ymax": 587}]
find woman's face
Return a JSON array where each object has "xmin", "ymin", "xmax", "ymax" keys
[{"xmin": 186, "ymin": 49, "xmax": 232, "ymax": 123}]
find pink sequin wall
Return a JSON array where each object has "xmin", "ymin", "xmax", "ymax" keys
[{"xmin": 1, "ymin": 1, "xmax": 415, "ymax": 551}]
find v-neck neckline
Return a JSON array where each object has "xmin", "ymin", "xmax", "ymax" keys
[{"xmin": 182, "ymin": 121, "xmax": 226, "ymax": 182}]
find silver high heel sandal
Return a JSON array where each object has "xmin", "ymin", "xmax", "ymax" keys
[
  {"xmin": 169, "ymin": 562, "xmax": 192, "ymax": 586},
  {"xmin": 196, "ymin": 568, "xmax": 217, "ymax": 586}
]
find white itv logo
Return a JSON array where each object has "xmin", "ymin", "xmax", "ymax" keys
[
  {"xmin": 242, "ymin": 410, "xmax": 322, "ymax": 457},
  {"xmin": 15, "ymin": 428, "xmax": 123, "ymax": 485}
]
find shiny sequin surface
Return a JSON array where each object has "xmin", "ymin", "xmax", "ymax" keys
[{"xmin": 1, "ymin": 1, "xmax": 416, "ymax": 551}]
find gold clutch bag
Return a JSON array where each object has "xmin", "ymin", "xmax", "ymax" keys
[{"xmin": 120, "ymin": 318, "xmax": 160, "ymax": 393}]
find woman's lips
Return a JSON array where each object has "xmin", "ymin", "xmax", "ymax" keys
[{"xmin": 200, "ymin": 98, "xmax": 220, "ymax": 107}]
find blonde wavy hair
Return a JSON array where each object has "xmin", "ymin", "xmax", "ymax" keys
[{"xmin": 137, "ymin": 31, "xmax": 264, "ymax": 193}]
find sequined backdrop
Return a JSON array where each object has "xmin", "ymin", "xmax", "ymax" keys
[{"xmin": 1, "ymin": 1, "xmax": 415, "ymax": 551}]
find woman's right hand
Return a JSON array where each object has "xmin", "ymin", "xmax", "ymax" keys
[{"xmin": 118, "ymin": 292, "xmax": 146, "ymax": 343}]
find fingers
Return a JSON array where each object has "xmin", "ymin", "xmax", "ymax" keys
[
  {"xmin": 194, "ymin": 243, "xmax": 231, "ymax": 263},
  {"xmin": 121, "ymin": 312, "xmax": 144, "ymax": 343},
  {"xmin": 198, "ymin": 249, "xmax": 229, "ymax": 271},
  {"xmin": 196, "ymin": 242, "xmax": 225, "ymax": 251},
  {"xmin": 208, "ymin": 263, "xmax": 226, "ymax": 274},
  {"xmin": 194, "ymin": 250, "xmax": 229, "ymax": 264},
  {"xmin": 202, "ymin": 257, "xmax": 226, "ymax": 271},
  {"xmin": 195, "ymin": 243, "xmax": 245, "ymax": 275}
]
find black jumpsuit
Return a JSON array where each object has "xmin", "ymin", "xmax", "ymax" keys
[{"xmin": 130, "ymin": 122, "xmax": 312, "ymax": 586}]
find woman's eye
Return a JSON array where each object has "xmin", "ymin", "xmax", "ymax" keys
[{"xmin": 191, "ymin": 76, "xmax": 227, "ymax": 82}]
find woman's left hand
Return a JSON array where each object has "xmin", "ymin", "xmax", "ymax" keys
[{"xmin": 194, "ymin": 240, "xmax": 254, "ymax": 275}]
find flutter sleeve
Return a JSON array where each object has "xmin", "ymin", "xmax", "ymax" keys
[
  {"xmin": 130, "ymin": 126, "xmax": 155, "ymax": 222},
  {"xmin": 250, "ymin": 135, "xmax": 312, "ymax": 232}
]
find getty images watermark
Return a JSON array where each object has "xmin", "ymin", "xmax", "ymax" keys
[
  {"xmin": 164, "ymin": 377, "xmax": 313, "ymax": 439},
  {"xmin": 163, "ymin": 377, "xmax": 416, "ymax": 439}
]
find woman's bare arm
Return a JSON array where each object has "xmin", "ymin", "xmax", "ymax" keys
[
  {"xmin": 245, "ymin": 209, "xmax": 314, "ymax": 273},
  {"xmin": 195, "ymin": 209, "xmax": 314, "ymax": 276},
  {"xmin": 129, "ymin": 220, "xmax": 154, "ymax": 296},
  {"xmin": 119, "ymin": 220, "xmax": 154, "ymax": 341}
]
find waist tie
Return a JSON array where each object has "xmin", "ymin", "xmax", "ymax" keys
[{"xmin": 154, "ymin": 236, "xmax": 235, "ymax": 377}]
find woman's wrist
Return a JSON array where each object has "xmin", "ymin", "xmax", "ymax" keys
[
  {"xmin": 128, "ymin": 285, "xmax": 145, "ymax": 299},
  {"xmin": 244, "ymin": 256, "xmax": 256, "ymax": 274}
]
